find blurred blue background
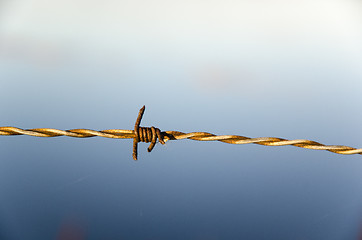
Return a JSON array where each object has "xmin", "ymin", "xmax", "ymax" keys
[{"xmin": 0, "ymin": 0, "xmax": 362, "ymax": 239}]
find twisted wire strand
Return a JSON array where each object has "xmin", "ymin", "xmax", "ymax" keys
[{"xmin": 1, "ymin": 127, "xmax": 361, "ymax": 155}]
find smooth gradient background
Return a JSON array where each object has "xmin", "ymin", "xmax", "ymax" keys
[{"xmin": 1, "ymin": 0, "xmax": 362, "ymax": 239}]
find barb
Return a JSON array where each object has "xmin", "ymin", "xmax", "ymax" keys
[
  {"xmin": 133, "ymin": 105, "xmax": 165, "ymax": 160},
  {"xmin": 0, "ymin": 106, "xmax": 361, "ymax": 159}
]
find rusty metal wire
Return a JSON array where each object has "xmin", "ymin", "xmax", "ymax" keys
[
  {"xmin": 1, "ymin": 106, "xmax": 361, "ymax": 160},
  {"xmin": 133, "ymin": 105, "xmax": 165, "ymax": 160}
]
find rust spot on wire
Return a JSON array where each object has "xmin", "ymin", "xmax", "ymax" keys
[{"xmin": 133, "ymin": 105, "xmax": 165, "ymax": 160}]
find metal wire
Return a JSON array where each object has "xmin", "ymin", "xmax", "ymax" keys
[
  {"xmin": 133, "ymin": 105, "xmax": 165, "ymax": 160},
  {"xmin": 1, "ymin": 106, "xmax": 361, "ymax": 159}
]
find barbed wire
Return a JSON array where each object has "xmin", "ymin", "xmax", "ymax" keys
[{"xmin": 1, "ymin": 106, "xmax": 361, "ymax": 160}]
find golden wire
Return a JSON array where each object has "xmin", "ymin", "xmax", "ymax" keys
[{"xmin": 1, "ymin": 127, "xmax": 361, "ymax": 155}]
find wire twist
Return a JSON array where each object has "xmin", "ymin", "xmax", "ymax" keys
[{"xmin": 1, "ymin": 106, "xmax": 361, "ymax": 159}]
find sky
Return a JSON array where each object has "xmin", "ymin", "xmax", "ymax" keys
[{"xmin": 0, "ymin": 0, "xmax": 362, "ymax": 239}]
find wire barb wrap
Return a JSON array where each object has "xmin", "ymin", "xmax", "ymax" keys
[
  {"xmin": 133, "ymin": 106, "xmax": 165, "ymax": 160},
  {"xmin": 0, "ymin": 106, "xmax": 361, "ymax": 159}
]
